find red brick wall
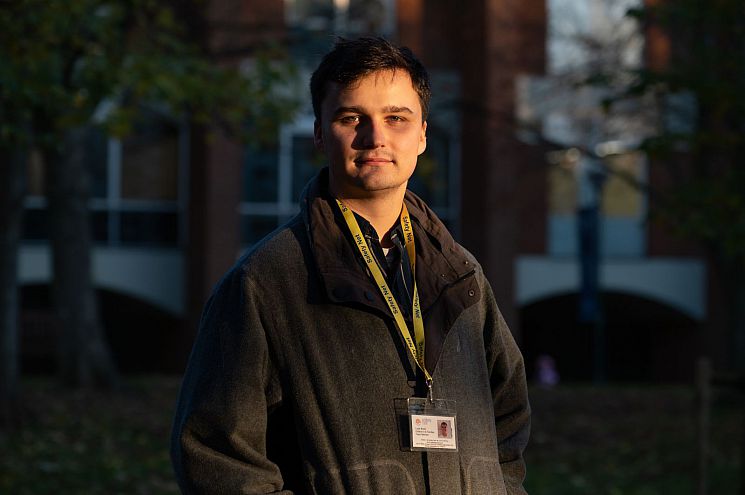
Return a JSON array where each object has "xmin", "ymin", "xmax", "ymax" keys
[
  {"xmin": 397, "ymin": 0, "xmax": 548, "ymax": 336},
  {"xmin": 461, "ymin": 0, "xmax": 547, "ymax": 333},
  {"xmin": 207, "ymin": 0, "xmax": 286, "ymax": 62},
  {"xmin": 184, "ymin": 0, "xmax": 286, "ymax": 346}
]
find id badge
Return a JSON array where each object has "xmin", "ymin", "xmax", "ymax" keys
[{"xmin": 405, "ymin": 397, "xmax": 458, "ymax": 452}]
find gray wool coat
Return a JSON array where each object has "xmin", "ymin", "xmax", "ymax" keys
[{"xmin": 171, "ymin": 169, "xmax": 530, "ymax": 494}]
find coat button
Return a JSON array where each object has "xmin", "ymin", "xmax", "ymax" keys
[
  {"xmin": 468, "ymin": 289, "xmax": 475, "ymax": 297},
  {"xmin": 364, "ymin": 291, "xmax": 375, "ymax": 301}
]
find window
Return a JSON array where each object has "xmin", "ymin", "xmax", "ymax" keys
[
  {"xmin": 23, "ymin": 112, "xmax": 187, "ymax": 247},
  {"xmin": 285, "ymin": 0, "xmax": 396, "ymax": 36},
  {"xmin": 547, "ymin": 149, "xmax": 646, "ymax": 257},
  {"xmin": 536, "ymin": 0, "xmax": 648, "ymax": 257},
  {"xmin": 284, "ymin": 0, "xmax": 398, "ymax": 70},
  {"xmin": 240, "ymin": 117, "xmax": 325, "ymax": 245}
]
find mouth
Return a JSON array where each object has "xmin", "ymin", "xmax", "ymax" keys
[{"xmin": 354, "ymin": 155, "xmax": 394, "ymax": 165}]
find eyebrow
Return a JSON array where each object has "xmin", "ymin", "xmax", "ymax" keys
[
  {"xmin": 382, "ymin": 105, "xmax": 415, "ymax": 114},
  {"xmin": 333, "ymin": 105, "xmax": 415, "ymax": 117}
]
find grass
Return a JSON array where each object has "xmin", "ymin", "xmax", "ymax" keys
[
  {"xmin": 0, "ymin": 377, "xmax": 742, "ymax": 494},
  {"xmin": 0, "ymin": 376, "xmax": 180, "ymax": 495},
  {"xmin": 525, "ymin": 385, "xmax": 743, "ymax": 494}
]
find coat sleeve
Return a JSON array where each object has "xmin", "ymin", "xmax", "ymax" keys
[
  {"xmin": 482, "ymin": 279, "xmax": 531, "ymax": 495},
  {"xmin": 170, "ymin": 266, "xmax": 293, "ymax": 494}
]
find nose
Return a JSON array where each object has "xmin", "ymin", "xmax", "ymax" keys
[{"xmin": 360, "ymin": 120, "xmax": 385, "ymax": 148}]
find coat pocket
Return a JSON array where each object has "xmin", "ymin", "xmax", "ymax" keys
[
  {"xmin": 309, "ymin": 459, "xmax": 417, "ymax": 495},
  {"xmin": 464, "ymin": 456, "xmax": 506, "ymax": 495}
]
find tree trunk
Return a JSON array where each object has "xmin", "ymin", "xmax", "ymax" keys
[
  {"xmin": 0, "ymin": 146, "xmax": 27, "ymax": 429},
  {"xmin": 44, "ymin": 129, "xmax": 118, "ymax": 388},
  {"xmin": 723, "ymin": 257, "xmax": 745, "ymax": 375}
]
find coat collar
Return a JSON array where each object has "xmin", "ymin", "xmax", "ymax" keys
[{"xmin": 300, "ymin": 168, "xmax": 478, "ymax": 317}]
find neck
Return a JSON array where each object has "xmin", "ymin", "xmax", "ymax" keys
[{"xmin": 332, "ymin": 188, "xmax": 406, "ymax": 248}]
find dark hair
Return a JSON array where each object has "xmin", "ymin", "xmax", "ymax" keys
[{"xmin": 310, "ymin": 37, "xmax": 431, "ymax": 121}]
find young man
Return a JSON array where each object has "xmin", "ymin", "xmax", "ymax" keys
[{"xmin": 171, "ymin": 37, "xmax": 530, "ymax": 495}]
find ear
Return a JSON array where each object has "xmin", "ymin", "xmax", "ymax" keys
[
  {"xmin": 417, "ymin": 120, "xmax": 427, "ymax": 155},
  {"xmin": 313, "ymin": 120, "xmax": 324, "ymax": 151}
]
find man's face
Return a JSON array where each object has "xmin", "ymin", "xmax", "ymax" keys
[
  {"xmin": 314, "ymin": 69, "xmax": 427, "ymax": 199},
  {"xmin": 439, "ymin": 422, "xmax": 448, "ymax": 436}
]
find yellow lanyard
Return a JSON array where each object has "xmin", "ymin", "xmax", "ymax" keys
[{"xmin": 335, "ymin": 199, "xmax": 432, "ymax": 386}]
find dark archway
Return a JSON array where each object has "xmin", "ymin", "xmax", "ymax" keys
[
  {"xmin": 520, "ymin": 291, "xmax": 702, "ymax": 383},
  {"xmin": 20, "ymin": 284, "xmax": 185, "ymax": 374}
]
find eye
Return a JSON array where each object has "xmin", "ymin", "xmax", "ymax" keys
[
  {"xmin": 386, "ymin": 115, "xmax": 411, "ymax": 125},
  {"xmin": 338, "ymin": 115, "xmax": 360, "ymax": 124}
]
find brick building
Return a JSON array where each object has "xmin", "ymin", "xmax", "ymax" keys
[{"xmin": 19, "ymin": 0, "xmax": 713, "ymax": 381}]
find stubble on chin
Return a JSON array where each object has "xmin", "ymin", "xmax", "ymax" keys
[
  {"xmin": 352, "ymin": 164, "xmax": 407, "ymax": 192},
  {"xmin": 330, "ymin": 172, "xmax": 401, "ymax": 199}
]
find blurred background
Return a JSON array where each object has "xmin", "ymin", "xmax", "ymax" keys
[{"xmin": 1, "ymin": 0, "xmax": 743, "ymax": 493}]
